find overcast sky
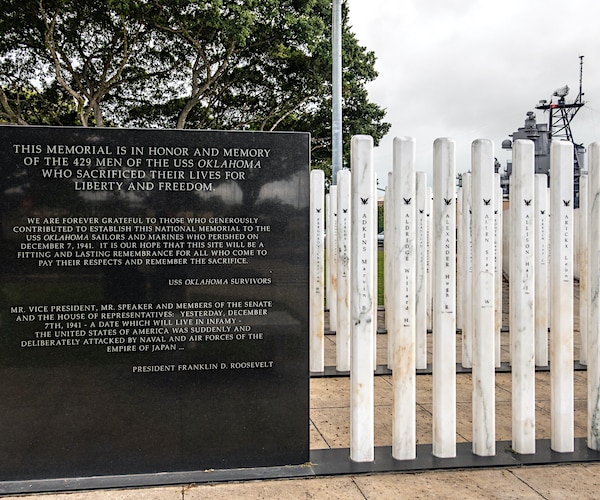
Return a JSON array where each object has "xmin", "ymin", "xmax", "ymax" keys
[{"xmin": 345, "ymin": 0, "xmax": 600, "ymax": 190}]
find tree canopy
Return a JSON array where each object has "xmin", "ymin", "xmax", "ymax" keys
[{"xmin": 0, "ymin": 0, "xmax": 390, "ymax": 177}]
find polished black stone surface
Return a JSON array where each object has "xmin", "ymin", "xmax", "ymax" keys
[{"xmin": 0, "ymin": 126, "xmax": 310, "ymax": 481}]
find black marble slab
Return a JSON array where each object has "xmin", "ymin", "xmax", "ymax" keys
[{"xmin": 0, "ymin": 126, "xmax": 310, "ymax": 481}]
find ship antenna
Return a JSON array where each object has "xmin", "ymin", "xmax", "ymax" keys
[{"xmin": 577, "ymin": 55, "xmax": 584, "ymax": 105}]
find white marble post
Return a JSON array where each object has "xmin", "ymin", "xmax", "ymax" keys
[
  {"xmin": 326, "ymin": 192, "xmax": 331, "ymax": 320},
  {"xmin": 416, "ymin": 171, "xmax": 428, "ymax": 370},
  {"xmin": 456, "ymin": 185, "xmax": 464, "ymax": 332},
  {"xmin": 550, "ymin": 140, "xmax": 574, "ymax": 453},
  {"xmin": 587, "ymin": 142, "xmax": 600, "ymax": 450},
  {"xmin": 462, "ymin": 173, "xmax": 473, "ymax": 369},
  {"xmin": 327, "ymin": 187, "xmax": 338, "ymax": 332},
  {"xmin": 471, "ymin": 139, "xmax": 496, "ymax": 457},
  {"xmin": 579, "ymin": 171, "xmax": 588, "ymax": 365},
  {"xmin": 336, "ymin": 169, "xmax": 351, "ymax": 372},
  {"xmin": 310, "ymin": 169, "xmax": 325, "ymax": 372},
  {"xmin": 427, "ymin": 188, "xmax": 434, "ymax": 332},
  {"xmin": 495, "ymin": 174, "xmax": 503, "ymax": 368},
  {"xmin": 383, "ymin": 174, "xmax": 391, "ymax": 329},
  {"xmin": 432, "ymin": 137, "xmax": 456, "ymax": 458},
  {"xmin": 391, "ymin": 137, "xmax": 416, "ymax": 460},
  {"xmin": 509, "ymin": 140, "xmax": 536, "ymax": 454},
  {"xmin": 385, "ymin": 172, "xmax": 395, "ymax": 368},
  {"xmin": 373, "ymin": 173, "xmax": 378, "ymax": 369},
  {"xmin": 350, "ymin": 135, "xmax": 375, "ymax": 462},
  {"xmin": 535, "ymin": 175, "xmax": 549, "ymax": 367}
]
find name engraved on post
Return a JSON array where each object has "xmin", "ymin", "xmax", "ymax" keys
[
  {"xmin": 562, "ymin": 207, "xmax": 571, "ymax": 283},
  {"xmin": 403, "ymin": 211, "xmax": 412, "ymax": 324},
  {"xmin": 523, "ymin": 210, "xmax": 533, "ymax": 294},
  {"xmin": 481, "ymin": 200, "xmax": 494, "ymax": 308},
  {"xmin": 540, "ymin": 211, "xmax": 547, "ymax": 264},
  {"xmin": 442, "ymin": 211, "xmax": 454, "ymax": 313}
]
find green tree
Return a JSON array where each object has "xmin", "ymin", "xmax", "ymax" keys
[
  {"xmin": 124, "ymin": 0, "xmax": 332, "ymax": 132},
  {"xmin": 139, "ymin": 0, "xmax": 330, "ymax": 130},
  {"xmin": 1, "ymin": 81, "xmax": 80, "ymax": 125},
  {"xmin": 0, "ymin": 0, "xmax": 389, "ymax": 181},
  {"xmin": 0, "ymin": 0, "xmax": 169, "ymax": 126}
]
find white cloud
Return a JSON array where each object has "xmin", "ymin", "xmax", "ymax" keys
[{"xmin": 345, "ymin": 0, "xmax": 600, "ymax": 188}]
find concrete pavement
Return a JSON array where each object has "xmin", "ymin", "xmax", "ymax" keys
[{"xmin": 5, "ymin": 463, "xmax": 600, "ymax": 499}]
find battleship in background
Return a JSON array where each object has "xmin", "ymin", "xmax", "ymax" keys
[{"xmin": 498, "ymin": 56, "xmax": 586, "ymax": 207}]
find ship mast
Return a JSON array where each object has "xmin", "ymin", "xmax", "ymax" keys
[
  {"xmin": 499, "ymin": 57, "xmax": 586, "ymax": 204},
  {"xmin": 535, "ymin": 55, "xmax": 585, "ymax": 146},
  {"xmin": 533, "ymin": 55, "xmax": 586, "ymax": 205}
]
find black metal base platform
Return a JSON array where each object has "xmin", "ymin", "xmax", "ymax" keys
[
  {"xmin": 311, "ymin": 361, "xmax": 588, "ymax": 378},
  {"xmin": 2, "ymin": 439, "xmax": 599, "ymax": 496}
]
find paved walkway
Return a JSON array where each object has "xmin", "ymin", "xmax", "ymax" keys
[{"xmin": 4, "ymin": 463, "xmax": 599, "ymax": 499}]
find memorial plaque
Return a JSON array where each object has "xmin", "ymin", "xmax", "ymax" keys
[{"xmin": 0, "ymin": 126, "xmax": 310, "ymax": 481}]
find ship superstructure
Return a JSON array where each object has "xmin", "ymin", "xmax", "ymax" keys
[{"xmin": 500, "ymin": 56, "xmax": 586, "ymax": 206}]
